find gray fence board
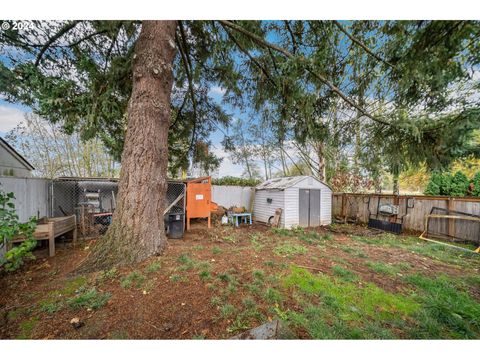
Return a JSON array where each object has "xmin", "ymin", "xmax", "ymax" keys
[
  {"xmin": 212, "ymin": 185, "xmax": 253, "ymax": 210},
  {"xmin": 333, "ymin": 193, "xmax": 480, "ymax": 242},
  {"xmin": 0, "ymin": 176, "xmax": 50, "ymax": 222}
]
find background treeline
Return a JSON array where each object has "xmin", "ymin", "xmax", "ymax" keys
[{"xmin": 425, "ymin": 171, "xmax": 480, "ymax": 197}]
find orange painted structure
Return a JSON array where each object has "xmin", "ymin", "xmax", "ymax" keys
[{"xmin": 184, "ymin": 176, "xmax": 218, "ymax": 230}]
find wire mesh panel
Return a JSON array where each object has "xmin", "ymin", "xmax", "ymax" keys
[
  {"xmin": 51, "ymin": 178, "xmax": 186, "ymax": 238},
  {"xmin": 164, "ymin": 181, "xmax": 186, "ymax": 215},
  {"xmin": 164, "ymin": 181, "xmax": 186, "ymax": 238},
  {"xmin": 51, "ymin": 178, "xmax": 119, "ymax": 238}
]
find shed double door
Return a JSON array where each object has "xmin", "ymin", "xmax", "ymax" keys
[{"xmin": 299, "ymin": 189, "xmax": 321, "ymax": 227}]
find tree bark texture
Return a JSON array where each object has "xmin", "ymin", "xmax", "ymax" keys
[
  {"xmin": 317, "ymin": 142, "xmax": 326, "ymax": 182},
  {"xmin": 83, "ymin": 21, "xmax": 177, "ymax": 270}
]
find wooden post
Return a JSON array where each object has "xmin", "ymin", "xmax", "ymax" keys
[
  {"xmin": 448, "ymin": 197, "xmax": 455, "ymax": 240},
  {"xmin": 73, "ymin": 216, "xmax": 78, "ymax": 248},
  {"xmin": 341, "ymin": 193, "xmax": 347, "ymax": 222},
  {"xmin": 249, "ymin": 187, "xmax": 255, "ymax": 214},
  {"xmin": 48, "ymin": 221, "xmax": 55, "ymax": 257}
]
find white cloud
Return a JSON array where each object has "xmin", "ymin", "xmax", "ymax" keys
[
  {"xmin": 0, "ymin": 105, "xmax": 26, "ymax": 133},
  {"xmin": 208, "ymin": 86, "xmax": 226, "ymax": 97},
  {"xmin": 211, "ymin": 146, "xmax": 244, "ymax": 177}
]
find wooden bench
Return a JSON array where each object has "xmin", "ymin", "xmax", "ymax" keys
[{"xmin": 10, "ymin": 215, "xmax": 77, "ymax": 257}]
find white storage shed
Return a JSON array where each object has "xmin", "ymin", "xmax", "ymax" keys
[{"xmin": 253, "ymin": 175, "xmax": 332, "ymax": 228}]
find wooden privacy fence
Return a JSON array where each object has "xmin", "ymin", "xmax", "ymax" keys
[{"xmin": 332, "ymin": 193, "xmax": 480, "ymax": 242}]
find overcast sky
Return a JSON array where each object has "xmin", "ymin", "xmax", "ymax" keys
[
  {"xmin": 0, "ymin": 102, "xmax": 26, "ymax": 134},
  {"xmin": 0, "ymin": 97, "xmax": 247, "ymax": 178}
]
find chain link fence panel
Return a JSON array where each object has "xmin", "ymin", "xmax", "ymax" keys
[{"xmin": 51, "ymin": 178, "xmax": 185, "ymax": 238}]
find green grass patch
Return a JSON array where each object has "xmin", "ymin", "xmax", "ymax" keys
[
  {"xmin": 177, "ymin": 254, "xmax": 196, "ymax": 271},
  {"xmin": 212, "ymin": 246, "xmax": 222, "ymax": 255},
  {"xmin": 220, "ymin": 303, "xmax": 236, "ymax": 318},
  {"xmin": 98, "ymin": 267, "xmax": 118, "ymax": 282},
  {"xmin": 350, "ymin": 234, "xmax": 403, "ymax": 247},
  {"xmin": 39, "ymin": 299, "xmax": 63, "ymax": 314},
  {"xmin": 67, "ymin": 288, "xmax": 111, "ymax": 310},
  {"xmin": 271, "ymin": 227, "xmax": 293, "ymax": 237},
  {"xmin": 196, "ymin": 261, "xmax": 212, "ymax": 271},
  {"xmin": 227, "ymin": 317, "xmax": 251, "ymax": 333},
  {"xmin": 211, "ymin": 296, "xmax": 223, "ymax": 307},
  {"xmin": 264, "ymin": 287, "xmax": 283, "ymax": 304},
  {"xmin": 274, "ymin": 243, "xmax": 308, "ymax": 257},
  {"xmin": 340, "ymin": 245, "xmax": 367, "ymax": 258},
  {"xmin": 284, "ymin": 266, "xmax": 419, "ymax": 323},
  {"xmin": 365, "ymin": 261, "xmax": 400, "ymax": 276},
  {"xmin": 299, "ymin": 231, "xmax": 322, "ymax": 244},
  {"xmin": 331, "ymin": 256, "xmax": 349, "ymax": 265},
  {"xmin": 252, "ymin": 269, "xmax": 265, "ymax": 281},
  {"xmin": 283, "ymin": 266, "xmax": 480, "ymax": 339},
  {"xmin": 7, "ymin": 309, "xmax": 22, "ymax": 321},
  {"xmin": 199, "ymin": 270, "xmax": 212, "ymax": 281},
  {"xmin": 226, "ymin": 282, "xmax": 238, "ymax": 294},
  {"xmin": 169, "ymin": 274, "xmax": 187, "ymax": 282},
  {"xmin": 397, "ymin": 262, "xmax": 412, "ymax": 270},
  {"xmin": 217, "ymin": 272, "xmax": 236, "ymax": 283},
  {"xmin": 245, "ymin": 282, "xmax": 261, "ymax": 296},
  {"xmin": 60, "ymin": 276, "xmax": 88, "ymax": 296},
  {"xmin": 146, "ymin": 261, "xmax": 161, "ymax": 273},
  {"xmin": 322, "ymin": 233, "xmax": 333, "ymax": 241},
  {"xmin": 223, "ymin": 235, "xmax": 237, "ymax": 243},
  {"xmin": 405, "ymin": 274, "xmax": 480, "ymax": 338},
  {"xmin": 177, "ymin": 254, "xmax": 212, "ymax": 272},
  {"xmin": 351, "ymin": 234, "xmax": 480, "ymax": 268},
  {"xmin": 120, "ymin": 271, "xmax": 145, "ymax": 289},
  {"xmin": 408, "ymin": 242, "xmax": 479, "ymax": 266},
  {"xmin": 16, "ymin": 317, "xmax": 38, "ymax": 339},
  {"xmin": 242, "ymin": 297, "xmax": 257, "ymax": 309},
  {"xmin": 286, "ymin": 305, "xmax": 395, "ymax": 339},
  {"xmin": 331, "ymin": 265, "xmax": 358, "ymax": 282}
]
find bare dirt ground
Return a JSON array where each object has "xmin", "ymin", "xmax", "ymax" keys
[{"xmin": 1, "ymin": 221, "xmax": 479, "ymax": 339}]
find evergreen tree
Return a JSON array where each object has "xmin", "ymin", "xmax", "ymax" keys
[{"xmin": 1, "ymin": 20, "xmax": 480, "ymax": 268}]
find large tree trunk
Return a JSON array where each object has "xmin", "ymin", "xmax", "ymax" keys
[
  {"xmin": 317, "ymin": 142, "xmax": 326, "ymax": 182},
  {"xmin": 82, "ymin": 21, "xmax": 177, "ymax": 270},
  {"xmin": 392, "ymin": 174, "xmax": 400, "ymax": 195},
  {"xmin": 392, "ymin": 165, "xmax": 400, "ymax": 195}
]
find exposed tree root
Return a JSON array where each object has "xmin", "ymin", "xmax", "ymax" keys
[{"xmin": 77, "ymin": 222, "xmax": 166, "ymax": 273}]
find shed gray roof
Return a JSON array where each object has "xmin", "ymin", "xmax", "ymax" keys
[{"xmin": 256, "ymin": 175, "xmax": 330, "ymax": 190}]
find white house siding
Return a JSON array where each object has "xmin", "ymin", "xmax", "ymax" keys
[
  {"xmin": 284, "ymin": 187, "xmax": 299, "ymax": 228},
  {"xmin": 0, "ymin": 141, "xmax": 33, "ymax": 177},
  {"xmin": 0, "ymin": 165, "xmax": 31, "ymax": 178},
  {"xmin": 253, "ymin": 189, "xmax": 285, "ymax": 227}
]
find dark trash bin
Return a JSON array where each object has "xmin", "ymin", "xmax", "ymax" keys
[{"xmin": 165, "ymin": 212, "xmax": 184, "ymax": 239}]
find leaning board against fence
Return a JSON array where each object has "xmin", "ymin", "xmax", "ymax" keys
[{"xmin": 333, "ymin": 193, "xmax": 480, "ymax": 245}]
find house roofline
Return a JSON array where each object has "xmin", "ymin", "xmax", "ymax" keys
[{"xmin": 0, "ymin": 137, "xmax": 35, "ymax": 171}]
